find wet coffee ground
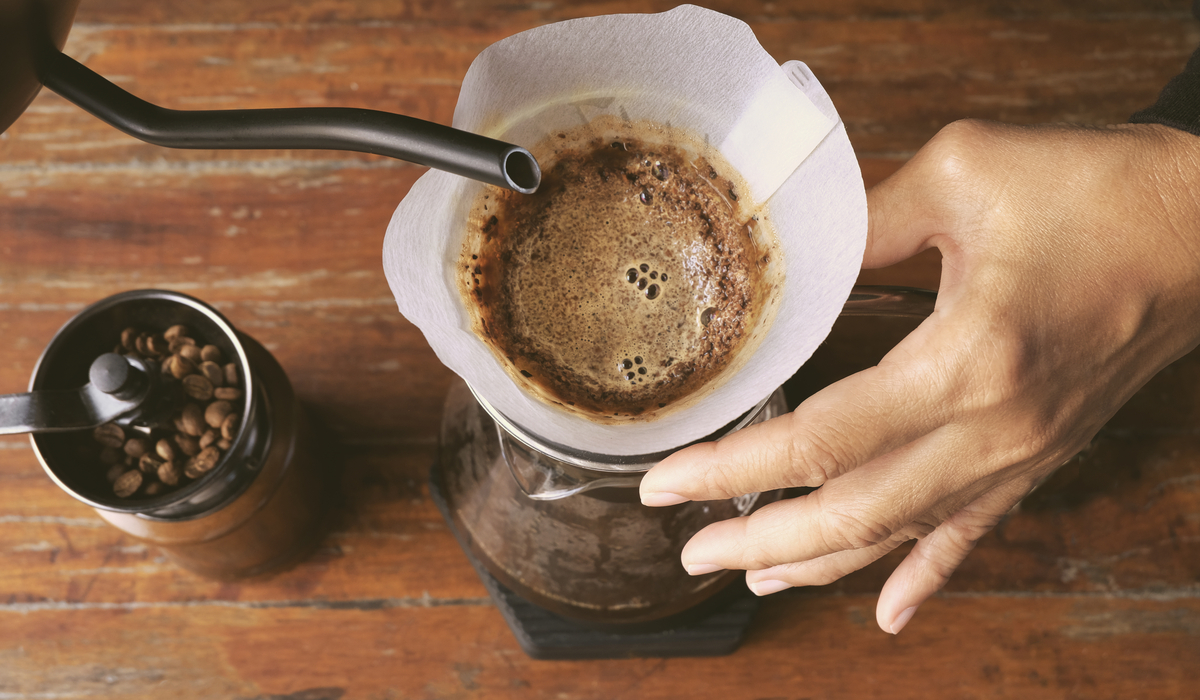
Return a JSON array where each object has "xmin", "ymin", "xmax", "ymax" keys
[{"xmin": 462, "ymin": 127, "xmax": 772, "ymax": 420}]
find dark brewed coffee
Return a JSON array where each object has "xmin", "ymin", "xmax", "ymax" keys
[{"xmin": 460, "ymin": 120, "xmax": 780, "ymax": 421}]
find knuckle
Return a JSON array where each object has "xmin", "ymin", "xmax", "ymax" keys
[
  {"xmin": 820, "ymin": 506, "xmax": 894, "ymax": 551},
  {"xmin": 920, "ymin": 119, "xmax": 989, "ymax": 180},
  {"xmin": 739, "ymin": 512, "xmax": 795, "ymax": 570},
  {"xmin": 937, "ymin": 522, "xmax": 984, "ymax": 557},
  {"xmin": 916, "ymin": 530, "xmax": 978, "ymax": 583},
  {"xmin": 903, "ymin": 518, "xmax": 939, "ymax": 541},
  {"xmin": 809, "ymin": 569, "xmax": 851, "ymax": 587},
  {"xmin": 784, "ymin": 418, "xmax": 856, "ymax": 487},
  {"xmin": 805, "ymin": 562, "xmax": 859, "ymax": 587},
  {"xmin": 696, "ymin": 461, "xmax": 738, "ymax": 499},
  {"xmin": 695, "ymin": 453, "xmax": 762, "ymax": 500},
  {"xmin": 912, "ymin": 119, "xmax": 1015, "ymax": 229}
]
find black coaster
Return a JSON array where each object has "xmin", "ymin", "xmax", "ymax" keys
[{"xmin": 428, "ymin": 458, "xmax": 761, "ymax": 660}]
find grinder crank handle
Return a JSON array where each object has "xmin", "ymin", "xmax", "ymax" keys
[
  {"xmin": 34, "ymin": 48, "xmax": 541, "ymax": 194},
  {"xmin": 0, "ymin": 354, "xmax": 152, "ymax": 435}
]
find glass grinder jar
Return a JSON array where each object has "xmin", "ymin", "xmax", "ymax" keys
[{"xmin": 16, "ymin": 290, "xmax": 328, "ymax": 580}]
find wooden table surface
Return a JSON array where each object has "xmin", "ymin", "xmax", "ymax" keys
[{"xmin": 2, "ymin": 1, "xmax": 1199, "ymax": 697}]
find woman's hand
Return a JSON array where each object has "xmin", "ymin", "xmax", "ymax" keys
[{"xmin": 639, "ymin": 120, "xmax": 1200, "ymax": 634}]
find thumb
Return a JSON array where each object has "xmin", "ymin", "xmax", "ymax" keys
[
  {"xmin": 863, "ymin": 161, "xmax": 939, "ymax": 269},
  {"xmin": 863, "ymin": 120, "xmax": 989, "ymax": 269}
]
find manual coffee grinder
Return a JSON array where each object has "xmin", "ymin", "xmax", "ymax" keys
[
  {"xmin": 430, "ymin": 287, "xmax": 935, "ymax": 660},
  {"xmin": 0, "ymin": 290, "xmax": 329, "ymax": 579}
]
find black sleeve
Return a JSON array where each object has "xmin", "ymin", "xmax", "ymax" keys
[{"xmin": 1128, "ymin": 0, "xmax": 1200, "ymax": 135}]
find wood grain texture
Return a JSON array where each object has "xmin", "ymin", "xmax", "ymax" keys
[
  {"xmin": 2, "ymin": 597, "xmax": 1198, "ymax": 699},
  {"xmin": 2, "ymin": 0, "xmax": 1198, "ymax": 696}
]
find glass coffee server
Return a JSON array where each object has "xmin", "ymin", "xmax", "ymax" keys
[{"xmin": 432, "ymin": 286, "xmax": 935, "ymax": 659}]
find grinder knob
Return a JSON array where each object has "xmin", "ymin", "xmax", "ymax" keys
[
  {"xmin": 89, "ymin": 353, "xmax": 135, "ymax": 395},
  {"xmin": 0, "ymin": 353, "xmax": 157, "ymax": 435}
]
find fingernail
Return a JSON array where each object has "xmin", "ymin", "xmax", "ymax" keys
[
  {"xmin": 684, "ymin": 563, "xmax": 723, "ymax": 576},
  {"xmin": 889, "ymin": 606, "xmax": 919, "ymax": 635},
  {"xmin": 748, "ymin": 579, "xmax": 792, "ymax": 596},
  {"xmin": 641, "ymin": 492, "xmax": 689, "ymax": 507}
]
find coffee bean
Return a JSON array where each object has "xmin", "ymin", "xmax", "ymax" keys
[
  {"xmin": 205, "ymin": 401, "xmax": 233, "ymax": 429},
  {"xmin": 175, "ymin": 433, "xmax": 201, "ymax": 457},
  {"xmin": 169, "ymin": 355, "xmax": 196, "ymax": 380},
  {"xmin": 181, "ymin": 403, "xmax": 206, "ymax": 437},
  {"xmin": 113, "ymin": 470, "xmax": 142, "ymax": 498},
  {"xmin": 123, "ymin": 437, "xmax": 150, "ymax": 459},
  {"xmin": 198, "ymin": 361, "xmax": 222, "ymax": 387},
  {"xmin": 138, "ymin": 453, "xmax": 162, "ymax": 474},
  {"xmin": 168, "ymin": 336, "xmax": 196, "ymax": 354},
  {"xmin": 179, "ymin": 345, "xmax": 203, "ymax": 364},
  {"xmin": 164, "ymin": 325, "xmax": 189, "ymax": 342},
  {"xmin": 155, "ymin": 439, "xmax": 176, "ymax": 462},
  {"xmin": 221, "ymin": 413, "xmax": 239, "ymax": 441},
  {"xmin": 184, "ymin": 446, "xmax": 221, "ymax": 479},
  {"xmin": 90, "ymin": 323, "xmax": 247, "ymax": 501},
  {"xmin": 120, "ymin": 327, "xmax": 138, "ymax": 351},
  {"xmin": 214, "ymin": 387, "xmax": 242, "ymax": 401},
  {"xmin": 146, "ymin": 335, "xmax": 168, "ymax": 356},
  {"xmin": 158, "ymin": 460, "xmax": 181, "ymax": 486},
  {"xmin": 93, "ymin": 423, "xmax": 125, "ymax": 448},
  {"xmin": 105, "ymin": 463, "xmax": 126, "ymax": 484},
  {"xmin": 182, "ymin": 374, "xmax": 214, "ymax": 401}
]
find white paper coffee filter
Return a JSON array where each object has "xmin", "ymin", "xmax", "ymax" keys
[{"xmin": 383, "ymin": 5, "xmax": 867, "ymax": 456}]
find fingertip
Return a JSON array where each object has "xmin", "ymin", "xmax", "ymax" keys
[
  {"xmin": 875, "ymin": 558, "xmax": 924, "ymax": 633},
  {"xmin": 640, "ymin": 491, "xmax": 689, "ymax": 507},
  {"xmin": 638, "ymin": 441, "xmax": 714, "ymax": 502},
  {"xmin": 747, "ymin": 579, "xmax": 792, "ymax": 596},
  {"xmin": 887, "ymin": 605, "xmax": 919, "ymax": 635}
]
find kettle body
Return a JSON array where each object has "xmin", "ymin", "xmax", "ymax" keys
[{"xmin": 0, "ymin": 0, "xmax": 80, "ymax": 133}]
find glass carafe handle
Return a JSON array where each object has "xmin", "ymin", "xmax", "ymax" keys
[
  {"xmin": 498, "ymin": 429, "xmax": 638, "ymax": 500},
  {"xmin": 842, "ymin": 285, "xmax": 936, "ymax": 318}
]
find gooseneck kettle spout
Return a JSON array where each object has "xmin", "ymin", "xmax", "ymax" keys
[{"xmin": 35, "ymin": 50, "xmax": 541, "ymax": 193}]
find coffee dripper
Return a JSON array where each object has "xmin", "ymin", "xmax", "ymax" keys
[{"xmin": 432, "ymin": 286, "xmax": 935, "ymax": 655}]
